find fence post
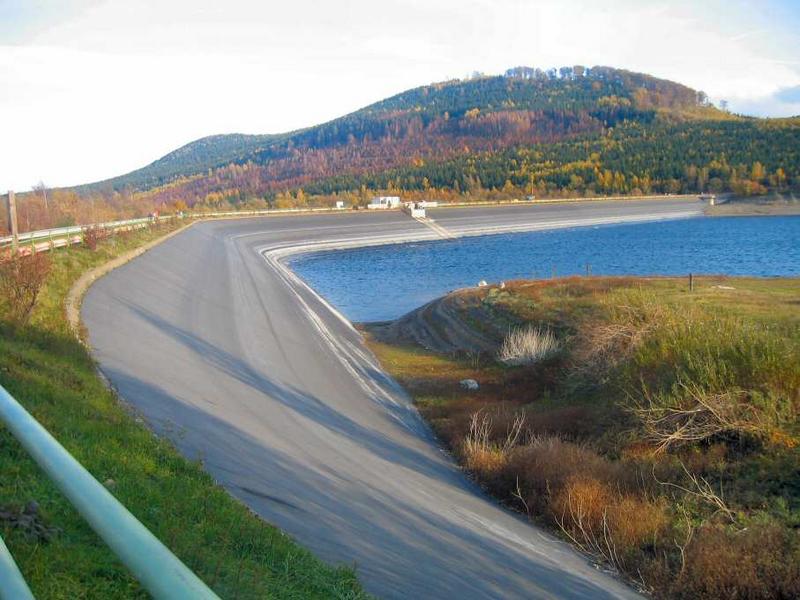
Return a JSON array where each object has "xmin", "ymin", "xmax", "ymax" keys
[
  {"xmin": 6, "ymin": 190, "xmax": 19, "ymax": 254},
  {"xmin": 689, "ymin": 273, "xmax": 694, "ymax": 292}
]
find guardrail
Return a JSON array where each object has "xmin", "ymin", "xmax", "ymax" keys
[
  {"xmin": 0, "ymin": 218, "xmax": 156, "ymax": 246},
  {"xmin": 0, "ymin": 535, "xmax": 33, "ymax": 599},
  {"xmin": 0, "ymin": 218, "xmax": 163, "ymax": 256},
  {"xmin": 0, "ymin": 384, "xmax": 220, "ymax": 599},
  {"xmin": 0, "ymin": 207, "xmax": 356, "ymax": 255}
]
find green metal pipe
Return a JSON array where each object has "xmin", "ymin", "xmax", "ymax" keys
[
  {"xmin": 0, "ymin": 385, "xmax": 220, "ymax": 599},
  {"xmin": 0, "ymin": 535, "xmax": 35, "ymax": 600}
]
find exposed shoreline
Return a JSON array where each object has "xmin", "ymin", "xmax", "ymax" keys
[{"xmin": 706, "ymin": 197, "xmax": 800, "ymax": 217}]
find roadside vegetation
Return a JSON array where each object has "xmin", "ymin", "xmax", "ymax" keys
[
  {"xmin": 366, "ymin": 276, "xmax": 800, "ymax": 598},
  {"xmin": 0, "ymin": 224, "xmax": 365, "ymax": 598}
]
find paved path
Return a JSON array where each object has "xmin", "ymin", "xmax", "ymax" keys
[{"xmin": 83, "ymin": 199, "xmax": 701, "ymax": 598}]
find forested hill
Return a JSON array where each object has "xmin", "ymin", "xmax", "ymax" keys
[
  {"xmin": 120, "ymin": 133, "xmax": 282, "ymax": 190},
  {"xmin": 84, "ymin": 66, "xmax": 715, "ymax": 195},
  {"xmin": 21, "ymin": 65, "xmax": 798, "ymax": 227}
]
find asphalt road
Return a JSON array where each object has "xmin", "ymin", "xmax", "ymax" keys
[{"xmin": 83, "ymin": 199, "xmax": 702, "ymax": 599}]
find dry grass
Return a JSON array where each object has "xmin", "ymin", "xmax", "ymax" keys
[
  {"xmin": 551, "ymin": 475, "xmax": 667, "ymax": 572},
  {"xmin": 666, "ymin": 524, "xmax": 800, "ymax": 599},
  {"xmin": 498, "ymin": 325, "xmax": 560, "ymax": 365},
  {"xmin": 460, "ymin": 409, "xmax": 524, "ymax": 475}
]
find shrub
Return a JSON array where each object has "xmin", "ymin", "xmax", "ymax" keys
[
  {"xmin": 504, "ymin": 436, "xmax": 623, "ymax": 513},
  {"xmin": 550, "ymin": 474, "xmax": 667, "ymax": 572},
  {"xmin": 0, "ymin": 252, "xmax": 51, "ymax": 324},
  {"xmin": 460, "ymin": 410, "xmax": 524, "ymax": 477},
  {"xmin": 83, "ymin": 226, "xmax": 102, "ymax": 250},
  {"xmin": 670, "ymin": 523, "xmax": 800, "ymax": 599},
  {"xmin": 498, "ymin": 325, "xmax": 559, "ymax": 365}
]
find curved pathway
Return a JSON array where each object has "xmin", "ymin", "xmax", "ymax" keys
[{"xmin": 83, "ymin": 200, "xmax": 700, "ymax": 598}]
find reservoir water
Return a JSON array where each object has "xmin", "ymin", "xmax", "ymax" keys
[{"xmin": 291, "ymin": 215, "xmax": 800, "ymax": 323}]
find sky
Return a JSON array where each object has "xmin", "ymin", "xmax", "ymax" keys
[{"xmin": 1, "ymin": 0, "xmax": 799, "ymax": 191}]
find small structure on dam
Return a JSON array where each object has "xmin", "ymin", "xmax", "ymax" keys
[
  {"xmin": 402, "ymin": 201, "xmax": 426, "ymax": 218},
  {"xmin": 367, "ymin": 196, "xmax": 401, "ymax": 209},
  {"xmin": 699, "ymin": 193, "xmax": 717, "ymax": 205}
]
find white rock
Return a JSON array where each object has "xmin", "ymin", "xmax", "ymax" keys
[
  {"xmin": 477, "ymin": 280, "xmax": 488, "ymax": 287},
  {"xmin": 460, "ymin": 379, "xmax": 479, "ymax": 391}
]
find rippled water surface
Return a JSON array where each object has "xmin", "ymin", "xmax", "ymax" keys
[{"xmin": 291, "ymin": 216, "xmax": 800, "ymax": 322}]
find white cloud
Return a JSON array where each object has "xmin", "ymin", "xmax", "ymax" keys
[
  {"xmin": 728, "ymin": 85, "xmax": 800, "ymax": 117},
  {"xmin": 1, "ymin": 0, "xmax": 798, "ymax": 191}
]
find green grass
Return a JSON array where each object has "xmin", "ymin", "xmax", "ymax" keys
[
  {"xmin": 366, "ymin": 276, "xmax": 800, "ymax": 598},
  {"xmin": 1, "ymin": 224, "xmax": 366, "ymax": 599}
]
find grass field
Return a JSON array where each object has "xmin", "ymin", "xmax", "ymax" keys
[
  {"xmin": 0, "ymin": 223, "xmax": 366, "ymax": 599},
  {"xmin": 366, "ymin": 276, "xmax": 800, "ymax": 599}
]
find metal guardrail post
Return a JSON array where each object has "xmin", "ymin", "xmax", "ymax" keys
[
  {"xmin": 0, "ymin": 385, "xmax": 220, "ymax": 599},
  {"xmin": 0, "ymin": 535, "xmax": 35, "ymax": 600}
]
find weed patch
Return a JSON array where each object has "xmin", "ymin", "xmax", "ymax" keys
[{"xmin": 366, "ymin": 276, "xmax": 800, "ymax": 597}]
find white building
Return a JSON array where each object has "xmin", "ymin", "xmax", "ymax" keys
[
  {"xmin": 367, "ymin": 196, "xmax": 401, "ymax": 209},
  {"xmin": 402, "ymin": 202, "xmax": 426, "ymax": 218}
]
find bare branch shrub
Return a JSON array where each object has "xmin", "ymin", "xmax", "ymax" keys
[
  {"xmin": 498, "ymin": 325, "xmax": 559, "ymax": 365},
  {"xmin": 83, "ymin": 226, "xmax": 102, "ymax": 251},
  {"xmin": 0, "ymin": 253, "xmax": 51, "ymax": 324},
  {"xmin": 572, "ymin": 322, "xmax": 648, "ymax": 374},
  {"xmin": 654, "ymin": 462, "xmax": 736, "ymax": 522},
  {"xmin": 552, "ymin": 476, "xmax": 624, "ymax": 571},
  {"xmin": 674, "ymin": 508, "xmax": 695, "ymax": 577},
  {"xmin": 570, "ymin": 301, "xmax": 661, "ymax": 374},
  {"xmin": 633, "ymin": 382, "xmax": 767, "ymax": 452},
  {"xmin": 461, "ymin": 411, "xmax": 501, "ymax": 473}
]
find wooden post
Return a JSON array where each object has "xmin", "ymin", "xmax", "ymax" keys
[
  {"xmin": 689, "ymin": 273, "xmax": 694, "ymax": 292},
  {"xmin": 6, "ymin": 190, "xmax": 19, "ymax": 254}
]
